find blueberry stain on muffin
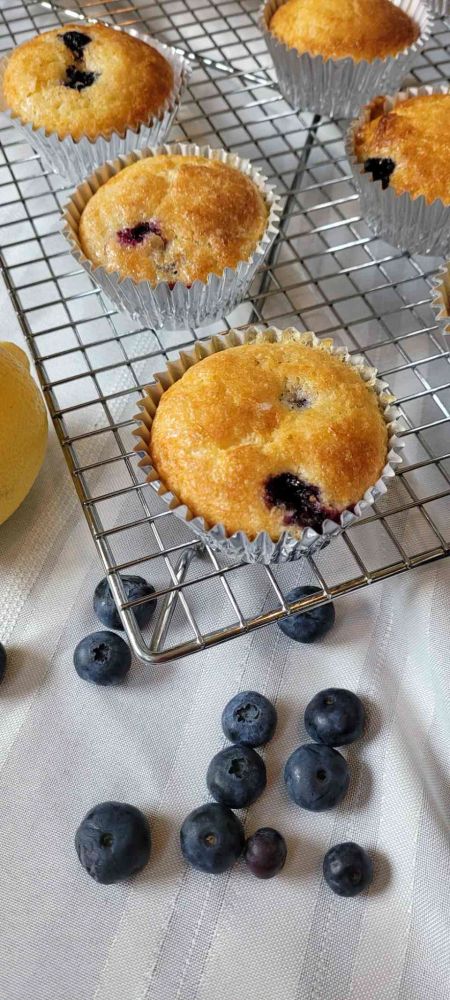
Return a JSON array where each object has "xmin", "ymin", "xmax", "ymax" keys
[
  {"xmin": 117, "ymin": 219, "xmax": 167, "ymax": 248},
  {"xmin": 363, "ymin": 157, "xmax": 396, "ymax": 190},
  {"xmin": 64, "ymin": 66, "xmax": 98, "ymax": 91},
  {"xmin": 263, "ymin": 474, "xmax": 341, "ymax": 531},
  {"xmin": 280, "ymin": 384, "xmax": 312, "ymax": 410},
  {"xmin": 58, "ymin": 30, "xmax": 92, "ymax": 61}
]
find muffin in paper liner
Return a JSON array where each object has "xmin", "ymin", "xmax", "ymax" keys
[
  {"xmin": 132, "ymin": 326, "xmax": 404, "ymax": 565},
  {"xmin": 0, "ymin": 26, "xmax": 190, "ymax": 186},
  {"xmin": 62, "ymin": 144, "xmax": 281, "ymax": 332},
  {"xmin": 259, "ymin": 0, "xmax": 431, "ymax": 119},
  {"xmin": 431, "ymin": 263, "xmax": 450, "ymax": 335},
  {"xmin": 346, "ymin": 84, "xmax": 450, "ymax": 256}
]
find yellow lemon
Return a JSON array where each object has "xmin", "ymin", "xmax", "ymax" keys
[{"xmin": 0, "ymin": 341, "xmax": 48, "ymax": 526}]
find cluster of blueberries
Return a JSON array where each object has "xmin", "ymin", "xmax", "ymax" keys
[{"xmin": 71, "ymin": 574, "xmax": 373, "ymax": 898}]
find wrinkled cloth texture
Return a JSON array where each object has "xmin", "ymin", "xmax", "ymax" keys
[{"xmin": 0, "ymin": 272, "xmax": 449, "ymax": 1000}]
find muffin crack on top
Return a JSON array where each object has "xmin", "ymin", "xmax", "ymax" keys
[
  {"xmin": 269, "ymin": 0, "xmax": 420, "ymax": 63},
  {"xmin": 2, "ymin": 23, "xmax": 174, "ymax": 140},
  {"xmin": 148, "ymin": 336, "xmax": 390, "ymax": 541}
]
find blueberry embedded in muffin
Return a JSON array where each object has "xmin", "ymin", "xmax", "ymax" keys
[
  {"xmin": 78, "ymin": 154, "xmax": 269, "ymax": 287},
  {"xmin": 354, "ymin": 92, "xmax": 450, "ymax": 205},
  {"xmin": 269, "ymin": 0, "xmax": 420, "ymax": 63},
  {"xmin": 148, "ymin": 337, "xmax": 389, "ymax": 541},
  {"xmin": 2, "ymin": 22, "xmax": 174, "ymax": 140}
]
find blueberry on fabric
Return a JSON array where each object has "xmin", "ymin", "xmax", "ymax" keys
[
  {"xmin": 0, "ymin": 643, "xmax": 6, "ymax": 684},
  {"xmin": 75, "ymin": 801, "xmax": 151, "ymax": 883},
  {"xmin": 207, "ymin": 744, "xmax": 267, "ymax": 808},
  {"xmin": 221, "ymin": 690, "xmax": 277, "ymax": 747},
  {"xmin": 59, "ymin": 30, "xmax": 92, "ymax": 61},
  {"xmin": 264, "ymin": 473, "xmax": 340, "ymax": 532},
  {"xmin": 117, "ymin": 220, "xmax": 166, "ymax": 248},
  {"xmin": 284, "ymin": 743, "xmax": 350, "ymax": 811},
  {"xmin": 277, "ymin": 585, "xmax": 335, "ymax": 643},
  {"xmin": 64, "ymin": 66, "xmax": 98, "ymax": 91},
  {"xmin": 323, "ymin": 841, "xmax": 373, "ymax": 897},
  {"xmin": 244, "ymin": 827, "xmax": 287, "ymax": 879},
  {"xmin": 305, "ymin": 688, "xmax": 365, "ymax": 746},
  {"xmin": 180, "ymin": 803, "xmax": 245, "ymax": 874},
  {"xmin": 363, "ymin": 157, "xmax": 396, "ymax": 190},
  {"xmin": 93, "ymin": 575, "xmax": 156, "ymax": 631},
  {"xmin": 73, "ymin": 630, "xmax": 131, "ymax": 685}
]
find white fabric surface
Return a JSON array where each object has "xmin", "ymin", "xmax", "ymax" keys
[{"xmin": 0, "ymin": 271, "xmax": 449, "ymax": 1000}]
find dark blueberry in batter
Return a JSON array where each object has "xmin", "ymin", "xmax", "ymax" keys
[
  {"xmin": 59, "ymin": 30, "xmax": 92, "ymax": 61},
  {"xmin": 64, "ymin": 66, "xmax": 98, "ymax": 91},
  {"xmin": 363, "ymin": 157, "xmax": 396, "ymax": 190},
  {"xmin": 280, "ymin": 387, "xmax": 311, "ymax": 410},
  {"xmin": 264, "ymin": 473, "xmax": 340, "ymax": 532},
  {"xmin": 117, "ymin": 220, "xmax": 166, "ymax": 248}
]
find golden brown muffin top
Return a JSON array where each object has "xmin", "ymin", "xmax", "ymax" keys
[
  {"xmin": 3, "ymin": 23, "xmax": 174, "ymax": 140},
  {"xmin": 149, "ymin": 339, "xmax": 388, "ymax": 540},
  {"xmin": 79, "ymin": 154, "xmax": 269, "ymax": 286},
  {"xmin": 269, "ymin": 0, "xmax": 419, "ymax": 62},
  {"xmin": 354, "ymin": 93, "xmax": 450, "ymax": 205}
]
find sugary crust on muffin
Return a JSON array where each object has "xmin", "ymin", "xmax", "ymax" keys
[
  {"xmin": 149, "ymin": 341, "xmax": 388, "ymax": 540},
  {"xmin": 354, "ymin": 93, "xmax": 450, "ymax": 205},
  {"xmin": 3, "ymin": 23, "xmax": 174, "ymax": 140},
  {"xmin": 78, "ymin": 155, "xmax": 269, "ymax": 286},
  {"xmin": 269, "ymin": 0, "xmax": 419, "ymax": 62}
]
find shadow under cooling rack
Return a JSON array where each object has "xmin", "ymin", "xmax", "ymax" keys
[{"xmin": 0, "ymin": 0, "xmax": 449, "ymax": 661}]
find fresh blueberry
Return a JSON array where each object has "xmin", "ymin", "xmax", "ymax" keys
[
  {"xmin": 64, "ymin": 66, "xmax": 98, "ymax": 91},
  {"xmin": 363, "ymin": 157, "xmax": 396, "ymax": 190},
  {"xmin": 75, "ymin": 801, "xmax": 151, "ymax": 884},
  {"xmin": 277, "ymin": 585, "xmax": 335, "ymax": 643},
  {"xmin": 305, "ymin": 688, "xmax": 365, "ymax": 746},
  {"xmin": 221, "ymin": 690, "xmax": 277, "ymax": 747},
  {"xmin": 59, "ymin": 30, "xmax": 91, "ymax": 61},
  {"xmin": 207, "ymin": 744, "xmax": 266, "ymax": 808},
  {"xmin": 73, "ymin": 630, "xmax": 131, "ymax": 686},
  {"xmin": 244, "ymin": 827, "xmax": 287, "ymax": 879},
  {"xmin": 180, "ymin": 803, "xmax": 244, "ymax": 874},
  {"xmin": 284, "ymin": 743, "xmax": 349, "ymax": 811},
  {"xmin": 0, "ymin": 643, "xmax": 6, "ymax": 684},
  {"xmin": 264, "ymin": 473, "xmax": 340, "ymax": 532},
  {"xmin": 323, "ymin": 841, "xmax": 373, "ymax": 897},
  {"xmin": 94, "ymin": 575, "xmax": 156, "ymax": 631}
]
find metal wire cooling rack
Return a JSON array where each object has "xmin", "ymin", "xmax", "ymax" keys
[{"xmin": 0, "ymin": 0, "xmax": 449, "ymax": 663}]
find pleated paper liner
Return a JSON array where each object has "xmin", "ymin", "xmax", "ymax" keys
[
  {"xmin": 431, "ymin": 263, "xmax": 450, "ymax": 335},
  {"xmin": 346, "ymin": 84, "xmax": 450, "ymax": 256},
  {"xmin": 62, "ymin": 143, "xmax": 281, "ymax": 332},
  {"xmin": 260, "ymin": 0, "xmax": 432, "ymax": 119},
  {"xmin": 0, "ymin": 26, "xmax": 191, "ymax": 185},
  {"xmin": 133, "ymin": 326, "xmax": 404, "ymax": 565}
]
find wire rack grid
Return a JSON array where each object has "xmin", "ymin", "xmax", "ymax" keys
[{"xmin": 0, "ymin": 0, "xmax": 449, "ymax": 663}]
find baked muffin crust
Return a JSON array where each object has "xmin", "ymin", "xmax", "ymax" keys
[
  {"xmin": 269, "ymin": 0, "xmax": 419, "ymax": 62},
  {"xmin": 150, "ymin": 339, "xmax": 388, "ymax": 540},
  {"xmin": 3, "ymin": 23, "xmax": 174, "ymax": 140},
  {"xmin": 79, "ymin": 155, "xmax": 269, "ymax": 286},
  {"xmin": 354, "ymin": 93, "xmax": 450, "ymax": 205}
]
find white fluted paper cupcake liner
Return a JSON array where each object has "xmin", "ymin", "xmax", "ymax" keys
[
  {"xmin": 346, "ymin": 84, "xmax": 450, "ymax": 255},
  {"xmin": 62, "ymin": 144, "xmax": 281, "ymax": 331},
  {"xmin": 260, "ymin": 0, "xmax": 431, "ymax": 119},
  {"xmin": 0, "ymin": 27, "xmax": 190, "ymax": 185},
  {"xmin": 431, "ymin": 263, "xmax": 450, "ymax": 335},
  {"xmin": 133, "ymin": 326, "xmax": 404, "ymax": 565},
  {"xmin": 430, "ymin": 1, "xmax": 449, "ymax": 15}
]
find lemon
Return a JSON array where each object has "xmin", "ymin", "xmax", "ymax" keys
[{"xmin": 0, "ymin": 341, "xmax": 48, "ymax": 526}]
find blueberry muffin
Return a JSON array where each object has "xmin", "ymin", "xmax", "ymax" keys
[
  {"xmin": 354, "ymin": 93, "xmax": 450, "ymax": 204},
  {"xmin": 3, "ymin": 23, "xmax": 174, "ymax": 140},
  {"xmin": 149, "ymin": 338, "xmax": 389, "ymax": 539},
  {"xmin": 78, "ymin": 154, "xmax": 269, "ymax": 286},
  {"xmin": 269, "ymin": 0, "xmax": 419, "ymax": 62}
]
